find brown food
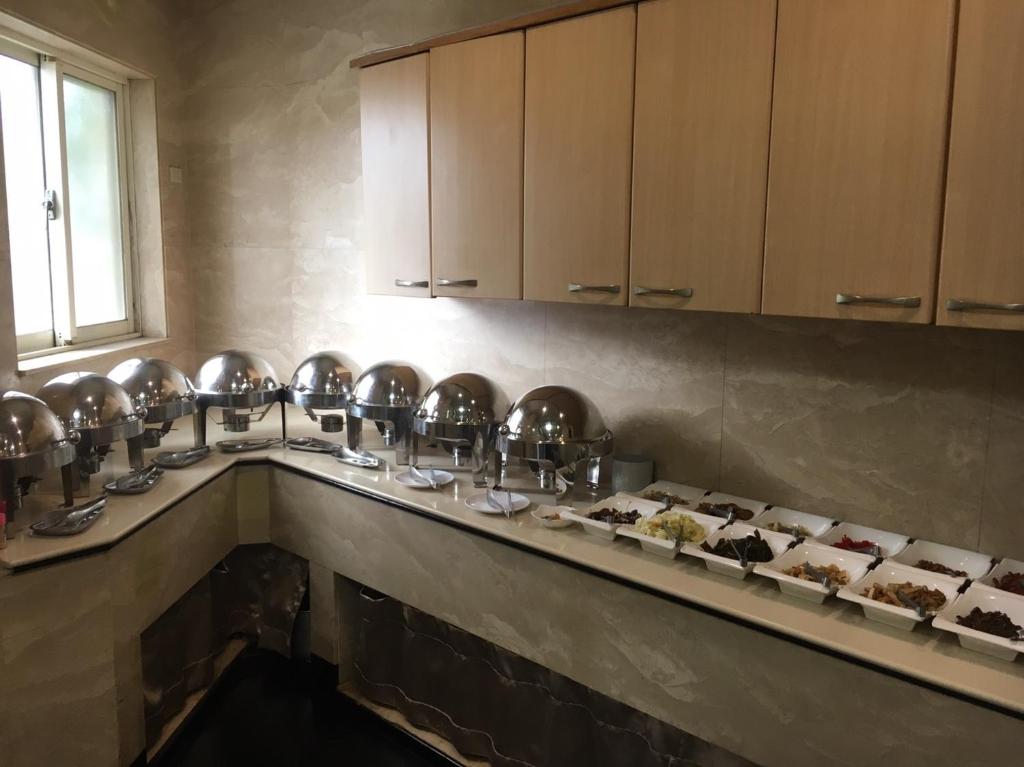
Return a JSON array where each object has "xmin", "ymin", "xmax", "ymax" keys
[
  {"xmin": 697, "ymin": 501, "xmax": 755, "ymax": 522},
  {"xmin": 914, "ymin": 559, "xmax": 968, "ymax": 579},
  {"xmin": 860, "ymin": 581, "xmax": 947, "ymax": 612},
  {"xmin": 700, "ymin": 531, "xmax": 774, "ymax": 563},
  {"xmin": 766, "ymin": 521, "xmax": 812, "ymax": 537},
  {"xmin": 955, "ymin": 607, "xmax": 1024, "ymax": 640},
  {"xmin": 586, "ymin": 507, "xmax": 641, "ymax": 525},
  {"xmin": 642, "ymin": 490, "xmax": 689, "ymax": 506},
  {"xmin": 992, "ymin": 571, "xmax": 1024, "ymax": 596},
  {"xmin": 783, "ymin": 561, "xmax": 850, "ymax": 586}
]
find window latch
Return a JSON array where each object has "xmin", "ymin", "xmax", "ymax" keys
[{"xmin": 43, "ymin": 190, "xmax": 57, "ymax": 220}]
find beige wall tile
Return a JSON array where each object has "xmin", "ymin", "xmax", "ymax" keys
[{"xmin": 721, "ymin": 316, "xmax": 995, "ymax": 548}]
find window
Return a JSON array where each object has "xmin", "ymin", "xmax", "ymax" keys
[{"xmin": 0, "ymin": 36, "xmax": 135, "ymax": 356}]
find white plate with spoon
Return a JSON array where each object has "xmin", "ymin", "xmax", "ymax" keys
[
  {"xmin": 395, "ymin": 467, "xmax": 455, "ymax": 489},
  {"xmin": 465, "ymin": 488, "xmax": 530, "ymax": 515}
]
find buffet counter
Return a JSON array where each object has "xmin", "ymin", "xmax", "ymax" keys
[{"xmin": 1, "ymin": 411, "xmax": 1021, "ymax": 766}]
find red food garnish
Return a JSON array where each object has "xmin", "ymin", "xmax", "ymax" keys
[{"xmin": 832, "ymin": 534, "xmax": 878, "ymax": 553}]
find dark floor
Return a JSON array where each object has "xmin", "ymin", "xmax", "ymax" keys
[{"xmin": 154, "ymin": 650, "xmax": 457, "ymax": 767}]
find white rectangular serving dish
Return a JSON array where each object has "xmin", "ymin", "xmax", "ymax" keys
[
  {"xmin": 837, "ymin": 561, "xmax": 962, "ymax": 631},
  {"xmin": 559, "ymin": 495, "xmax": 663, "ymax": 541},
  {"xmin": 682, "ymin": 522, "xmax": 794, "ymax": 580},
  {"xmin": 753, "ymin": 542, "xmax": 875, "ymax": 604},
  {"xmin": 629, "ymin": 481, "xmax": 709, "ymax": 509},
  {"xmin": 752, "ymin": 506, "xmax": 836, "ymax": 539},
  {"xmin": 691, "ymin": 491, "xmax": 768, "ymax": 523},
  {"xmin": 616, "ymin": 508, "xmax": 725, "ymax": 559},
  {"xmin": 933, "ymin": 583, "xmax": 1024, "ymax": 662},
  {"xmin": 814, "ymin": 522, "xmax": 910, "ymax": 559},
  {"xmin": 890, "ymin": 539, "xmax": 995, "ymax": 583},
  {"xmin": 977, "ymin": 557, "xmax": 1024, "ymax": 600}
]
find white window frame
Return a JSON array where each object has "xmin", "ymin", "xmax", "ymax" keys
[{"xmin": 0, "ymin": 32, "xmax": 139, "ymax": 359}]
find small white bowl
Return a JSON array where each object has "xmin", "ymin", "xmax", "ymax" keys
[
  {"xmin": 837, "ymin": 561, "xmax": 962, "ymax": 631},
  {"xmin": 682, "ymin": 522, "xmax": 794, "ymax": 579},
  {"xmin": 754, "ymin": 542, "xmax": 875, "ymax": 604},
  {"xmin": 616, "ymin": 509, "xmax": 725, "ymax": 559},
  {"xmin": 691, "ymin": 491, "xmax": 768, "ymax": 523},
  {"xmin": 814, "ymin": 522, "xmax": 910, "ymax": 559},
  {"xmin": 559, "ymin": 495, "xmax": 663, "ymax": 541},
  {"xmin": 530, "ymin": 505, "xmax": 574, "ymax": 529},
  {"xmin": 933, "ymin": 583, "xmax": 1024, "ymax": 662},
  {"xmin": 629, "ymin": 481, "xmax": 709, "ymax": 509},
  {"xmin": 752, "ymin": 506, "xmax": 836, "ymax": 539},
  {"xmin": 890, "ymin": 539, "xmax": 995, "ymax": 583},
  {"xmin": 977, "ymin": 557, "xmax": 1024, "ymax": 600}
]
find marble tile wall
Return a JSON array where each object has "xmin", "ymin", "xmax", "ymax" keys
[
  {"xmin": 0, "ymin": 0, "xmax": 197, "ymax": 391},
  {"xmin": 172, "ymin": 0, "xmax": 1024, "ymax": 557}
]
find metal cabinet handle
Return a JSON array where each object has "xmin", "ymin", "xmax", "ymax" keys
[
  {"xmin": 394, "ymin": 279, "xmax": 429, "ymax": 288},
  {"xmin": 568, "ymin": 283, "xmax": 621, "ymax": 295},
  {"xmin": 633, "ymin": 286, "xmax": 694, "ymax": 298},
  {"xmin": 835, "ymin": 293, "xmax": 921, "ymax": 308},
  {"xmin": 946, "ymin": 298, "xmax": 1024, "ymax": 313},
  {"xmin": 435, "ymin": 278, "xmax": 478, "ymax": 288}
]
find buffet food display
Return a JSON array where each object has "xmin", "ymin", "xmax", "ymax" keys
[{"xmin": 6, "ymin": 349, "xmax": 1023, "ymax": 669}]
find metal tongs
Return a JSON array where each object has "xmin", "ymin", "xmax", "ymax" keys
[
  {"xmin": 487, "ymin": 487, "xmax": 514, "ymax": 519},
  {"xmin": 285, "ymin": 437, "xmax": 340, "ymax": 453},
  {"xmin": 409, "ymin": 465, "xmax": 439, "ymax": 489},
  {"xmin": 216, "ymin": 438, "xmax": 283, "ymax": 453},
  {"xmin": 334, "ymin": 445, "xmax": 383, "ymax": 469},
  {"xmin": 154, "ymin": 445, "xmax": 212, "ymax": 469},
  {"xmin": 31, "ymin": 496, "xmax": 107, "ymax": 537},
  {"xmin": 104, "ymin": 464, "xmax": 164, "ymax": 495},
  {"xmin": 802, "ymin": 563, "xmax": 832, "ymax": 590},
  {"xmin": 896, "ymin": 590, "xmax": 927, "ymax": 619},
  {"xmin": 726, "ymin": 537, "xmax": 749, "ymax": 568}
]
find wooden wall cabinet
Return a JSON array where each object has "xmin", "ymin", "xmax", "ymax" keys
[
  {"xmin": 523, "ymin": 6, "xmax": 636, "ymax": 305},
  {"xmin": 630, "ymin": 0, "xmax": 775, "ymax": 314},
  {"xmin": 762, "ymin": 0, "xmax": 955, "ymax": 323},
  {"xmin": 937, "ymin": 0, "xmax": 1024, "ymax": 331},
  {"xmin": 359, "ymin": 54, "xmax": 431, "ymax": 297},
  {"xmin": 430, "ymin": 33, "xmax": 524, "ymax": 300}
]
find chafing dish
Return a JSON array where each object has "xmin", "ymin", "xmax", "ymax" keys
[
  {"xmin": 37, "ymin": 372, "xmax": 147, "ymax": 496},
  {"xmin": 108, "ymin": 357, "xmax": 196, "ymax": 447},
  {"xmin": 284, "ymin": 352, "xmax": 353, "ymax": 449},
  {"xmin": 346, "ymin": 363, "xmax": 419, "ymax": 466},
  {"xmin": 494, "ymin": 385, "xmax": 613, "ymax": 500},
  {"xmin": 193, "ymin": 349, "xmax": 282, "ymax": 448},
  {"xmin": 0, "ymin": 391, "xmax": 78, "ymax": 530},
  {"xmin": 412, "ymin": 373, "xmax": 496, "ymax": 487}
]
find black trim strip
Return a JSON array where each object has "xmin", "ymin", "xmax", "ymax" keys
[{"xmin": 9, "ymin": 458, "xmax": 1023, "ymax": 722}]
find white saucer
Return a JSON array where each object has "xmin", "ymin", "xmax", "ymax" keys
[
  {"xmin": 465, "ymin": 491, "xmax": 530, "ymax": 515},
  {"xmin": 394, "ymin": 469, "xmax": 455, "ymax": 489}
]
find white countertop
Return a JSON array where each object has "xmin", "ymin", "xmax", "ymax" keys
[{"xmin": 3, "ymin": 408, "xmax": 1023, "ymax": 715}]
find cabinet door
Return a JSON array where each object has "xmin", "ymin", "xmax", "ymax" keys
[
  {"xmin": 630, "ymin": 0, "xmax": 775, "ymax": 314},
  {"xmin": 523, "ymin": 6, "xmax": 636, "ymax": 305},
  {"xmin": 937, "ymin": 0, "xmax": 1024, "ymax": 331},
  {"xmin": 430, "ymin": 33, "xmax": 524, "ymax": 300},
  {"xmin": 360, "ymin": 54, "xmax": 430, "ymax": 297},
  {"xmin": 763, "ymin": 0, "xmax": 955, "ymax": 322}
]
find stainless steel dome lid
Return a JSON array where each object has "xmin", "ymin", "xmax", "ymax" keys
[
  {"xmin": 37, "ymin": 372, "xmax": 146, "ymax": 442},
  {"xmin": 0, "ymin": 391, "xmax": 76, "ymax": 471},
  {"xmin": 413, "ymin": 373, "xmax": 496, "ymax": 435},
  {"xmin": 285, "ymin": 351, "xmax": 353, "ymax": 409},
  {"xmin": 108, "ymin": 357, "xmax": 196, "ymax": 423},
  {"xmin": 496, "ymin": 386, "xmax": 612, "ymax": 465},
  {"xmin": 194, "ymin": 349, "xmax": 280, "ymax": 408},
  {"xmin": 499, "ymin": 385, "xmax": 608, "ymax": 445},
  {"xmin": 349, "ymin": 362, "xmax": 418, "ymax": 408}
]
